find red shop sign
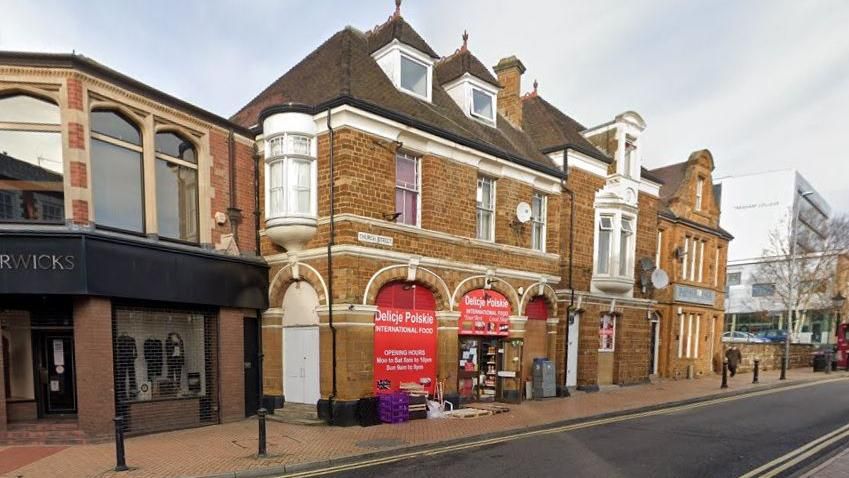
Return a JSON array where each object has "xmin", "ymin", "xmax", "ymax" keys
[
  {"xmin": 373, "ymin": 307, "xmax": 437, "ymax": 394},
  {"xmin": 459, "ymin": 289, "xmax": 511, "ymax": 336}
]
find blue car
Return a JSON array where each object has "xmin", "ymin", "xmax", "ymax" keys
[{"xmin": 756, "ymin": 329, "xmax": 788, "ymax": 343}]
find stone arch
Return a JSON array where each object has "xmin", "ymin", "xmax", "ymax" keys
[
  {"xmin": 89, "ymin": 100, "xmax": 146, "ymax": 130},
  {"xmin": 154, "ymin": 123, "xmax": 203, "ymax": 152},
  {"xmin": 268, "ymin": 261, "xmax": 328, "ymax": 307},
  {"xmin": 0, "ymin": 85, "xmax": 61, "ymax": 104},
  {"xmin": 363, "ymin": 264, "xmax": 451, "ymax": 310},
  {"xmin": 451, "ymin": 275, "xmax": 521, "ymax": 315},
  {"xmin": 519, "ymin": 282, "xmax": 559, "ymax": 317}
]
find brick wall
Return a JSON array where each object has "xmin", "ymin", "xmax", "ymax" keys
[
  {"xmin": 218, "ymin": 308, "xmax": 245, "ymax": 423},
  {"xmin": 209, "ymin": 131, "xmax": 257, "ymax": 253},
  {"xmin": 73, "ymin": 297, "xmax": 115, "ymax": 439},
  {"xmin": 561, "ymin": 168, "xmax": 605, "ymax": 292}
]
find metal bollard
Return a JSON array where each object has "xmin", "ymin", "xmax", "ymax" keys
[
  {"xmin": 257, "ymin": 408, "xmax": 268, "ymax": 458},
  {"xmin": 113, "ymin": 416, "xmax": 128, "ymax": 472},
  {"xmin": 780, "ymin": 354, "xmax": 787, "ymax": 380},
  {"xmin": 753, "ymin": 359, "xmax": 760, "ymax": 384},
  {"xmin": 721, "ymin": 359, "xmax": 729, "ymax": 389},
  {"xmin": 826, "ymin": 350, "xmax": 832, "ymax": 374}
]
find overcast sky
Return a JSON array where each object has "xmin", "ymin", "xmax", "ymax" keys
[{"xmin": 3, "ymin": 0, "xmax": 848, "ymax": 213}]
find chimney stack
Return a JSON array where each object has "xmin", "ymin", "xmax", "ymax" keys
[{"xmin": 493, "ymin": 56, "xmax": 526, "ymax": 129}]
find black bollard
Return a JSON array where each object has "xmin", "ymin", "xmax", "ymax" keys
[
  {"xmin": 753, "ymin": 359, "xmax": 760, "ymax": 384},
  {"xmin": 113, "ymin": 416, "xmax": 128, "ymax": 472},
  {"xmin": 826, "ymin": 350, "xmax": 832, "ymax": 375},
  {"xmin": 721, "ymin": 359, "xmax": 728, "ymax": 389},
  {"xmin": 779, "ymin": 354, "xmax": 787, "ymax": 380},
  {"xmin": 257, "ymin": 408, "xmax": 268, "ymax": 458}
]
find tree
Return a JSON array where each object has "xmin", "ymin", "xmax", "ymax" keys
[{"xmin": 754, "ymin": 211, "xmax": 849, "ymax": 336}]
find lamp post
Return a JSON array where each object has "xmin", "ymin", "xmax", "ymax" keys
[
  {"xmin": 829, "ymin": 292, "xmax": 845, "ymax": 373},
  {"xmin": 784, "ymin": 190, "xmax": 814, "ymax": 379}
]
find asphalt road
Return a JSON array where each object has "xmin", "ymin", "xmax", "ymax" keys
[{"xmin": 324, "ymin": 379, "xmax": 849, "ymax": 478}]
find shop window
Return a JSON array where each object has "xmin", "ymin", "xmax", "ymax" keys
[
  {"xmin": 0, "ymin": 94, "xmax": 64, "ymax": 223},
  {"xmin": 599, "ymin": 314, "xmax": 615, "ymax": 351},
  {"xmin": 531, "ymin": 193, "xmax": 547, "ymax": 252},
  {"xmin": 155, "ymin": 132, "xmax": 199, "ymax": 242},
  {"xmin": 265, "ymin": 133, "xmax": 316, "ymax": 219},
  {"xmin": 113, "ymin": 306, "xmax": 218, "ymax": 435},
  {"xmin": 90, "ymin": 110, "xmax": 144, "ymax": 232},
  {"xmin": 394, "ymin": 152, "xmax": 419, "ymax": 226},
  {"xmin": 476, "ymin": 176, "xmax": 495, "ymax": 241}
]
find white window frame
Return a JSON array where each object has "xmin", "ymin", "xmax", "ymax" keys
[
  {"xmin": 619, "ymin": 216, "xmax": 634, "ymax": 276},
  {"xmin": 399, "ymin": 53, "xmax": 431, "ymax": 101},
  {"xmin": 714, "ymin": 246, "xmax": 721, "ymax": 287},
  {"xmin": 695, "ymin": 177, "xmax": 704, "ymax": 211},
  {"xmin": 469, "ymin": 86, "xmax": 495, "ymax": 123},
  {"xmin": 682, "ymin": 237, "xmax": 689, "ymax": 279},
  {"xmin": 476, "ymin": 176, "xmax": 496, "ymax": 241},
  {"xmin": 689, "ymin": 237, "xmax": 698, "ymax": 281},
  {"xmin": 394, "ymin": 152, "xmax": 421, "ymax": 227},
  {"xmin": 686, "ymin": 314, "xmax": 694, "ymax": 358},
  {"xmin": 531, "ymin": 192, "xmax": 547, "ymax": 252},
  {"xmin": 596, "ymin": 215, "xmax": 614, "ymax": 275},
  {"xmin": 264, "ymin": 132, "xmax": 317, "ymax": 220},
  {"xmin": 593, "ymin": 211, "xmax": 636, "ymax": 279},
  {"xmin": 656, "ymin": 230, "xmax": 663, "ymax": 268},
  {"xmin": 694, "ymin": 315, "xmax": 701, "ymax": 358},
  {"xmin": 697, "ymin": 240, "xmax": 705, "ymax": 283},
  {"xmin": 677, "ymin": 314, "xmax": 685, "ymax": 358}
]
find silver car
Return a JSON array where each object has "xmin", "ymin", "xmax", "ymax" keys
[{"xmin": 722, "ymin": 331, "xmax": 769, "ymax": 343}]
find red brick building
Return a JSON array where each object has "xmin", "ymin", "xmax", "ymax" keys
[{"xmin": 0, "ymin": 53, "xmax": 267, "ymax": 442}]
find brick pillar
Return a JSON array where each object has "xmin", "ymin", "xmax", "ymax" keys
[
  {"xmin": 260, "ymin": 312, "xmax": 283, "ymax": 400},
  {"xmin": 218, "ymin": 308, "xmax": 245, "ymax": 423},
  {"xmin": 436, "ymin": 311, "xmax": 460, "ymax": 395},
  {"xmin": 73, "ymin": 296, "xmax": 115, "ymax": 438},
  {"xmin": 317, "ymin": 305, "xmax": 376, "ymax": 401},
  {"xmin": 577, "ymin": 308, "xmax": 600, "ymax": 388}
]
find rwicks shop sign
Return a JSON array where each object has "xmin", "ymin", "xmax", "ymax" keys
[
  {"xmin": 373, "ymin": 307, "xmax": 437, "ymax": 394},
  {"xmin": 459, "ymin": 289, "xmax": 511, "ymax": 336}
]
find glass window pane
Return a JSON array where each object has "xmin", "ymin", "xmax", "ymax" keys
[
  {"xmin": 288, "ymin": 159, "xmax": 311, "ymax": 214},
  {"xmin": 268, "ymin": 136, "xmax": 285, "ymax": 157},
  {"xmin": 155, "ymin": 132, "xmax": 196, "ymax": 164},
  {"xmin": 91, "ymin": 138, "xmax": 143, "ymax": 232},
  {"xmin": 91, "ymin": 110, "xmax": 141, "ymax": 146},
  {"xmin": 472, "ymin": 89, "xmax": 493, "ymax": 119},
  {"xmin": 597, "ymin": 229, "xmax": 610, "ymax": 274},
  {"xmin": 0, "ymin": 130, "xmax": 64, "ymax": 222},
  {"xmin": 619, "ymin": 228, "xmax": 630, "ymax": 276},
  {"xmin": 0, "ymin": 95, "xmax": 61, "ymax": 124},
  {"xmin": 156, "ymin": 159, "xmax": 198, "ymax": 242},
  {"xmin": 291, "ymin": 135, "xmax": 311, "ymax": 155},
  {"xmin": 395, "ymin": 155, "xmax": 417, "ymax": 190},
  {"xmin": 400, "ymin": 56, "xmax": 428, "ymax": 96}
]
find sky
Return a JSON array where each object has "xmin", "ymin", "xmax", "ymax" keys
[{"xmin": 3, "ymin": 0, "xmax": 848, "ymax": 213}]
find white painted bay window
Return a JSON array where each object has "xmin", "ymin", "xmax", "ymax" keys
[
  {"xmin": 619, "ymin": 217, "xmax": 634, "ymax": 276},
  {"xmin": 476, "ymin": 176, "xmax": 495, "ymax": 241},
  {"xmin": 597, "ymin": 215, "xmax": 614, "ymax": 274},
  {"xmin": 594, "ymin": 212, "xmax": 636, "ymax": 280},
  {"xmin": 531, "ymin": 192, "xmax": 547, "ymax": 251},
  {"xmin": 265, "ymin": 133, "xmax": 317, "ymax": 219}
]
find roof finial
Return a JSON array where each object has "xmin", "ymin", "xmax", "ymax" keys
[
  {"xmin": 394, "ymin": 0, "xmax": 402, "ymax": 18},
  {"xmin": 533, "ymin": 79, "xmax": 539, "ymax": 95},
  {"xmin": 461, "ymin": 30, "xmax": 469, "ymax": 51}
]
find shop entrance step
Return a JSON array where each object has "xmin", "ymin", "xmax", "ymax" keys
[
  {"xmin": 1, "ymin": 420, "xmax": 87, "ymax": 445},
  {"xmin": 267, "ymin": 403, "xmax": 325, "ymax": 426}
]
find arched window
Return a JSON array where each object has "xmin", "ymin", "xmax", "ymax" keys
[
  {"xmin": 155, "ymin": 131, "xmax": 198, "ymax": 242},
  {"xmin": 90, "ymin": 110, "xmax": 144, "ymax": 232},
  {"xmin": 0, "ymin": 94, "xmax": 64, "ymax": 223}
]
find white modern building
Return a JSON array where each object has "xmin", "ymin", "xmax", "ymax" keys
[{"xmin": 714, "ymin": 169, "xmax": 833, "ymax": 341}]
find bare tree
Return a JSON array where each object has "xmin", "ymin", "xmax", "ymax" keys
[{"xmin": 754, "ymin": 212, "xmax": 849, "ymax": 336}]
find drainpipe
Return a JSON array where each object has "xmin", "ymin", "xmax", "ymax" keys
[
  {"xmin": 326, "ymin": 108, "xmax": 338, "ymax": 422},
  {"xmin": 253, "ymin": 143, "xmax": 264, "ymax": 411},
  {"xmin": 226, "ymin": 130, "xmax": 243, "ymax": 247},
  {"xmin": 562, "ymin": 147, "xmax": 575, "ymax": 394}
]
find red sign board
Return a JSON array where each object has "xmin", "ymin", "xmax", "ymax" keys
[
  {"xmin": 459, "ymin": 289, "xmax": 511, "ymax": 336},
  {"xmin": 373, "ymin": 307, "xmax": 437, "ymax": 394}
]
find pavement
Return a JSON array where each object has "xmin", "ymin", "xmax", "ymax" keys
[
  {"xmin": 802, "ymin": 446, "xmax": 849, "ymax": 477},
  {"xmin": 1, "ymin": 368, "xmax": 842, "ymax": 478}
]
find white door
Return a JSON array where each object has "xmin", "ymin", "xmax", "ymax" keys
[
  {"xmin": 566, "ymin": 313, "xmax": 580, "ymax": 387},
  {"xmin": 283, "ymin": 326, "xmax": 320, "ymax": 404}
]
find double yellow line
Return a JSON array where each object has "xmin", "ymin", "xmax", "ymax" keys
[
  {"xmin": 739, "ymin": 421, "xmax": 849, "ymax": 478},
  {"xmin": 280, "ymin": 377, "xmax": 848, "ymax": 478}
]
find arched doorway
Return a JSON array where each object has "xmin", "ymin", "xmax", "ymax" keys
[
  {"xmin": 282, "ymin": 282, "xmax": 320, "ymax": 405},
  {"xmin": 374, "ymin": 281, "xmax": 438, "ymax": 394},
  {"xmin": 458, "ymin": 289, "xmax": 512, "ymax": 402},
  {"xmin": 522, "ymin": 296, "xmax": 550, "ymax": 385}
]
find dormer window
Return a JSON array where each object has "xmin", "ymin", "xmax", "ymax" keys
[
  {"xmin": 471, "ymin": 87, "xmax": 494, "ymax": 122},
  {"xmin": 400, "ymin": 54, "xmax": 429, "ymax": 98}
]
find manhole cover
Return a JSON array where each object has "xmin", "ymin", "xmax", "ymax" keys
[{"xmin": 355, "ymin": 438, "xmax": 408, "ymax": 449}]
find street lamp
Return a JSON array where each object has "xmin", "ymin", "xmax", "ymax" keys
[
  {"xmin": 782, "ymin": 190, "xmax": 814, "ymax": 380},
  {"xmin": 834, "ymin": 292, "xmax": 846, "ymax": 326}
]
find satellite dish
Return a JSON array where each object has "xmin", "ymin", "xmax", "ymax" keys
[
  {"xmin": 516, "ymin": 202, "xmax": 532, "ymax": 223},
  {"xmin": 651, "ymin": 268, "xmax": 669, "ymax": 289}
]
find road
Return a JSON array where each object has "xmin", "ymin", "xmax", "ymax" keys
[{"xmin": 321, "ymin": 379, "xmax": 849, "ymax": 478}]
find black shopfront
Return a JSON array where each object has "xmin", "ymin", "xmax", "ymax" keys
[{"xmin": 0, "ymin": 230, "xmax": 267, "ymax": 437}]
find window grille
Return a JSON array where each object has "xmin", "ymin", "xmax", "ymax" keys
[{"xmin": 112, "ymin": 305, "xmax": 218, "ymax": 435}]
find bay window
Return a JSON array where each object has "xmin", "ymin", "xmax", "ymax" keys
[
  {"xmin": 596, "ymin": 216, "xmax": 613, "ymax": 274},
  {"xmin": 90, "ymin": 110, "xmax": 144, "ymax": 232},
  {"xmin": 394, "ymin": 152, "xmax": 419, "ymax": 226},
  {"xmin": 0, "ymin": 94, "xmax": 64, "ymax": 223},
  {"xmin": 265, "ymin": 133, "xmax": 316, "ymax": 219},
  {"xmin": 619, "ymin": 217, "xmax": 634, "ymax": 276},
  {"xmin": 476, "ymin": 176, "xmax": 495, "ymax": 241},
  {"xmin": 593, "ymin": 212, "xmax": 637, "ymax": 283},
  {"xmin": 155, "ymin": 132, "xmax": 198, "ymax": 242},
  {"xmin": 531, "ymin": 192, "xmax": 546, "ymax": 251}
]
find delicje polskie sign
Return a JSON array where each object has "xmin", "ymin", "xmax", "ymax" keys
[
  {"xmin": 459, "ymin": 289, "xmax": 511, "ymax": 336},
  {"xmin": 373, "ymin": 307, "xmax": 437, "ymax": 394}
]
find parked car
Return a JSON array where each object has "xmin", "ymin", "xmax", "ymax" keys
[
  {"xmin": 722, "ymin": 331, "xmax": 769, "ymax": 343},
  {"xmin": 755, "ymin": 329, "xmax": 788, "ymax": 343}
]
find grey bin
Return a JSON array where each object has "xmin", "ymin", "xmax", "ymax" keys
[{"xmin": 532, "ymin": 358, "xmax": 557, "ymax": 399}]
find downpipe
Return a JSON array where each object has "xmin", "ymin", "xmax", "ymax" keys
[{"xmin": 326, "ymin": 108, "xmax": 338, "ymax": 422}]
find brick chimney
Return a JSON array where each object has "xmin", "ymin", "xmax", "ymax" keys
[{"xmin": 493, "ymin": 56, "xmax": 526, "ymax": 129}]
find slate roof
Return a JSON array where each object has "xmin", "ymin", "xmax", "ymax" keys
[
  {"xmin": 650, "ymin": 161, "xmax": 688, "ymax": 202},
  {"xmin": 366, "ymin": 15, "xmax": 439, "ymax": 59},
  {"xmin": 522, "ymin": 94, "xmax": 607, "ymax": 159},
  {"xmin": 231, "ymin": 21, "xmax": 560, "ymax": 177},
  {"xmin": 435, "ymin": 49, "xmax": 500, "ymax": 88}
]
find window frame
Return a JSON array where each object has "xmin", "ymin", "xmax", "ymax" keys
[
  {"xmin": 476, "ymin": 175, "xmax": 496, "ymax": 242},
  {"xmin": 593, "ymin": 212, "xmax": 636, "ymax": 279},
  {"xmin": 0, "ymin": 93, "xmax": 65, "ymax": 224},
  {"xmin": 531, "ymin": 192, "xmax": 547, "ymax": 252},
  {"xmin": 727, "ymin": 271, "xmax": 742, "ymax": 287},
  {"xmin": 695, "ymin": 177, "xmax": 704, "ymax": 211},
  {"xmin": 619, "ymin": 216, "xmax": 634, "ymax": 276},
  {"xmin": 394, "ymin": 151, "xmax": 421, "ymax": 227},
  {"xmin": 264, "ymin": 132, "xmax": 317, "ymax": 220},
  {"xmin": 752, "ymin": 283, "xmax": 776, "ymax": 298},
  {"xmin": 154, "ymin": 131, "xmax": 200, "ymax": 244},
  {"xmin": 469, "ymin": 86, "xmax": 495, "ymax": 123},
  {"xmin": 399, "ymin": 53, "xmax": 430, "ymax": 101}
]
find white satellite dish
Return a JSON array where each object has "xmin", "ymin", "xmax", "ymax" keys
[
  {"xmin": 516, "ymin": 202, "xmax": 532, "ymax": 223},
  {"xmin": 651, "ymin": 268, "xmax": 670, "ymax": 289}
]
